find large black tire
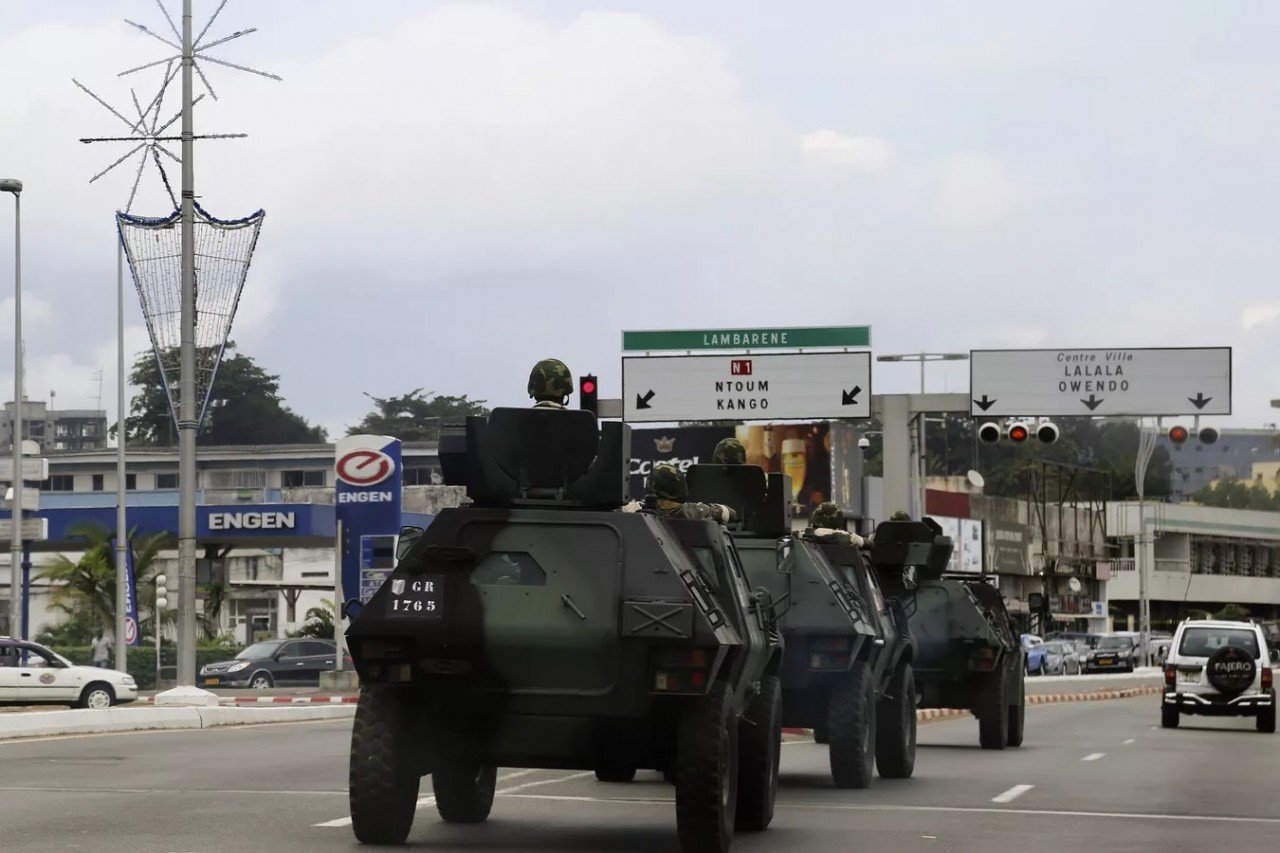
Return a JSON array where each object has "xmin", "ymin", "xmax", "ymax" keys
[
  {"xmin": 1006, "ymin": 666, "xmax": 1026, "ymax": 748},
  {"xmin": 434, "ymin": 754, "xmax": 497, "ymax": 823},
  {"xmin": 736, "ymin": 675, "xmax": 781, "ymax": 831},
  {"xmin": 829, "ymin": 662, "xmax": 876, "ymax": 788},
  {"xmin": 1257, "ymin": 694, "xmax": 1275, "ymax": 734},
  {"xmin": 876, "ymin": 662, "xmax": 917, "ymax": 779},
  {"xmin": 812, "ymin": 720, "xmax": 830, "ymax": 745},
  {"xmin": 675, "ymin": 681, "xmax": 738, "ymax": 853},
  {"xmin": 977, "ymin": 669, "xmax": 1009, "ymax": 750},
  {"xmin": 1161, "ymin": 702, "xmax": 1180, "ymax": 729},
  {"xmin": 349, "ymin": 687, "xmax": 420, "ymax": 845},
  {"xmin": 595, "ymin": 763, "xmax": 637, "ymax": 783}
]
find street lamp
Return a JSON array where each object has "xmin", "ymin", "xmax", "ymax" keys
[
  {"xmin": 1, "ymin": 178, "xmax": 22, "ymax": 641},
  {"xmin": 875, "ymin": 352, "xmax": 969, "ymax": 518}
]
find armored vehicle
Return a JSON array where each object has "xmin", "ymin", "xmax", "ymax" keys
[
  {"xmin": 886, "ymin": 518, "xmax": 1026, "ymax": 750},
  {"xmin": 344, "ymin": 408, "xmax": 782, "ymax": 852},
  {"xmin": 686, "ymin": 465, "xmax": 917, "ymax": 788}
]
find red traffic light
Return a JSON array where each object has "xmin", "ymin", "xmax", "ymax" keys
[
  {"xmin": 1168, "ymin": 425, "xmax": 1189, "ymax": 445},
  {"xmin": 581, "ymin": 379, "xmax": 596, "ymax": 395},
  {"xmin": 1008, "ymin": 423, "xmax": 1029, "ymax": 443},
  {"xmin": 578, "ymin": 374, "xmax": 599, "ymax": 415}
]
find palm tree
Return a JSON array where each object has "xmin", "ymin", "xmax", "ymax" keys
[{"xmin": 197, "ymin": 580, "xmax": 230, "ymax": 641}]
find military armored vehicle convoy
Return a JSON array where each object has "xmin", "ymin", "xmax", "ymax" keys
[
  {"xmin": 888, "ymin": 518, "xmax": 1026, "ymax": 750},
  {"xmin": 344, "ymin": 408, "xmax": 782, "ymax": 852}
]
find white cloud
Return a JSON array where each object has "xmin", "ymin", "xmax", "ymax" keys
[
  {"xmin": 1241, "ymin": 302, "xmax": 1280, "ymax": 331},
  {"xmin": 801, "ymin": 130, "xmax": 895, "ymax": 175},
  {"xmin": 0, "ymin": 294, "xmax": 54, "ymax": 337},
  {"xmin": 932, "ymin": 152, "xmax": 1031, "ymax": 233}
]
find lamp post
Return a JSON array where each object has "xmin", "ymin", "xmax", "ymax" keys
[
  {"xmin": 1, "ymin": 178, "xmax": 22, "ymax": 641},
  {"xmin": 875, "ymin": 353, "xmax": 969, "ymax": 518}
]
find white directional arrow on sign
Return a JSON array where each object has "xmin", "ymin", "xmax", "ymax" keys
[
  {"xmin": 969, "ymin": 347, "xmax": 1231, "ymax": 417},
  {"xmin": 623, "ymin": 352, "xmax": 872, "ymax": 423}
]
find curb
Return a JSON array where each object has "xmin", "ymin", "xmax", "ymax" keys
[
  {"xmin": 143, "ymin": 695, "xmax": 359, "ymax": 706},
  {"xmin": 782, "ymin": 685, "xmax": 1163, "ymax": 734},
  {"xmin": 0, "ymin": 704, "xmax": 355, "ymax": 742}
]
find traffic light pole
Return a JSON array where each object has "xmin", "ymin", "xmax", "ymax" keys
[{"xmin": 1133, "ymin": 418, "xmax": 1159, "ymax": 665}]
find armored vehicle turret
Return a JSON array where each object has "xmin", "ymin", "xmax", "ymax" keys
[{"xmin": 344, "ymin": 408, "xmax": 782, "ymax": 852}]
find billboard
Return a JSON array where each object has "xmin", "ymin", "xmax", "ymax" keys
[
  {"xmin": 933, "ymin": 516, "xmax": 984, "ymax": 573},
  {"xmin": 629, "ymin": 422, "xmax": 835, "ymax": 516},
  {"xmin": 335, "ymin": 435, "xmax": 404, "ymax": 604}
]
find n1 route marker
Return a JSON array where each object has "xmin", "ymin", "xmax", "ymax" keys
[
  {"xmin": 969, "ymin": 347, "xmax": 1231, "ymax": 417},
  {"xmin": 622, "ymin": 351, "xmax": 871, "ymax": 423}
]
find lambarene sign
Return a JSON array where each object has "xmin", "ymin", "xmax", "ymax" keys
[{"xmin": 335, "ymin": 435, "xmax": 403, "ymax": 605}]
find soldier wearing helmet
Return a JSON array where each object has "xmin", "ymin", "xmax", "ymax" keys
[
  {"xmin": 801, "ymin": 501, "xmax": 866, "ymax": 547},
  {"xmin": 528, "ymin": 358, "xmax": 574, "ymax": 409},
  {"xmin": 648, "ymin": 463, "xmax": 737, "ymax": 524},
  {"xmin": 711, "ymin": 437, "xmax": 746, "ymax": 465}
]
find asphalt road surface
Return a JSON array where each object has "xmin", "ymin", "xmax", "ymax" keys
[{"xmin": 0, "ymin": 695, "xmax": 1274, "ymax": 853}]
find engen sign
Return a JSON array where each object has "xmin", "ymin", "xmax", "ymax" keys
[{"xmin": 336, "ymin": 435, "xmax": 403, "ymax": 605}]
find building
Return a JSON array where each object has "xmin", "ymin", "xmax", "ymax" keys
[
  {"xmin": 1, "ymin": 400, "xmax": 109, "ymax": 454},
  {"xmin": 0, "ymin": 441, "xmax": 457, "ymax": 642},
  {"xmin": 1163, "ymin": 427, "xmax": 1280, "ymax": 501}
]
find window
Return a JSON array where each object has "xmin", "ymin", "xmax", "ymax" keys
[
  {"xmin": 471, "ymin": 552, "xmax": 547, "ymax": 587},
  {"xmin": 156, "ymin": 473, "xmax": 178, "ymax": 489},
  {"xmin": 301, "ymin": 641, "xmax": 334, "ymax": 657},
  {"xmin": 92, "ymin": 474, "xmax": 105, "ymax": 492},
  {"xmin": 203, "ymin": 469, "xmax": 267, "ymax": 490},
  {"xmin": 47, "ymin": 475, "xmax": 74, "ymax": 492},
  {"xmin": 126, "ymin": 474, "xmax": 137, "ymax": 491},
  {"xmin": 1179, "ymin": 627, "xmax": 1259, "ymax": 658},
  {"xmin": 282, "ymin": 469, "xmax": 326, "ymax": 488},
  {"xmin": 404, "ymin": 467, "xmax": 442, "ymax": 486}
]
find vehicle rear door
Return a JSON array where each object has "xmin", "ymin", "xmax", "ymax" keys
[
  {"xmin": 271, "ymin": 641, "xmax": 309, "ymax": 685},
  {"xmin": 0, "ymin": 642, "xmax": 22, "ymax": 700},
  {"xmin": 300, "ymin": 641, "xmax": 336, "ymax": 684}
]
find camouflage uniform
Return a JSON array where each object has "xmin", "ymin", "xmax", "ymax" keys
[
  {"xmin": 649, "ymin": 463, "xmax": 737, "ymax": 524},
  {"xmin": 711, "ymin": 437, "xmax": 747, "ymax": 465},
  {"xmin": 528, "ymin": 358, "xmax": 574, "ymax": 409},
  {"xmin": 801, "ymin": 501, "xmax": 865, "ymax": 547}
]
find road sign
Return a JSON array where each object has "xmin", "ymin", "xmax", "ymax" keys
[
  {"xmin": 0, "ymin": 457, "xmax": 48, "ymax": 482},
  {"xmin": 969, "ymin": 347, "xmax": 1231, "ymax": 417},
  {"xmin": 622, "ymin": 325, "xmax": 870, "ymax": 352},
  {"xmin": 623, "ymin": 352, "xmax": 872, "ymax": 423},
  {"xmin": 0, "ymin": 517, "xmax": 48, "ymax": 541}
]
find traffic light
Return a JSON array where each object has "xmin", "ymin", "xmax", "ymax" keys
[
  {"xmin": 978, "ymin": 422, "xmax": 1002, "ymax": 445},
  {"xmin": 1007, "ymin": 422, "xmax": 1030, "ymax": 443},
  {"xmin": 1168, "ymin": 424, "xmax": 1218, "ymax": 446},
  {"xmin": 579, "ymin": 374, "xmax": 598, "ymax": 415},
  {"xmin": 1036, "ymin": 421, "xmax": 1060, "ymax": 445},
  {"xmin": 1168, "ymin": 425, "xmax": 1190, "ymax": 445},
  {"xmin": 1198, "ymin": 426, "xmax": 1219, "ymax": 445}
]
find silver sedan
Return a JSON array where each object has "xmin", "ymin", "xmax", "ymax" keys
[{"xmin": 1041, "ymin": 640, "xmax": 1082, "ymax": 675}]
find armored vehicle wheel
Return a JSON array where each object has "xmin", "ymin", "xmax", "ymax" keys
[
  {"xmin": 595, "ymin": 763, "xmax": 637, "ymax": 783},
  {"xmin": 1161, "ymin": 703, "xmax": 1180, "ymax": 729},
  {"xmin": 349, "ymin": 687, "xmax": 420, "ymax": 845},
  {"xmin": 675, "ymin": 681, "xmax": 738, "ymax": 853},
  {"xmin": 812, "ymin": 721, "xmax": 830, "ymax": 745},
  {"xmin": 829, "ymin": 662, "xmax": 876, "ymax": 789},
  {"xmin": 875, "ymin": 662, "xmax": 917, "ymax": 779},
  {"xmin": 736, "ymin": 674, "xmax": 781, "ymax": 831},
  {"xmin": 1006, "ymin": 666, "xmax": 1026, "ymax": 748},
  {"xmin": 434, "ymin": 755, "xmax": 497, "ymax": 823},
  {"xmin": 977, "ymin": 669, "xmax": 1009, "ymax": 750}
]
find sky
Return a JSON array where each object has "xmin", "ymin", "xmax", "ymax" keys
[{"xmin": 1, "ymin": 0, "xmax": 1278, "ymax": 439}]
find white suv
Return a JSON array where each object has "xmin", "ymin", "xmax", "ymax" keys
[{"xmin": 1162, "ymin": 620, "xmax": 1276, "ymax": 734}]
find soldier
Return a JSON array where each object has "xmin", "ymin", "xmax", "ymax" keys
[
  {"xmin": 801, "ymin": 501, "xmax": 867, "ymax": 547},
  {"xmin": 527, "ymin": 358, "xmax": 574, "ymax": 409},
  {"xmin": 649, "ymin": 463, "xmax": 737, "ymax": 524},
  {"xmin": 711, "ymin": 437, "xmax": 747, "ymax": 465}
]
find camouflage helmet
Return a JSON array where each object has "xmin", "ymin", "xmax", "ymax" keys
[
  {"xmin": 712, "ymin": 437, "xmax": 746, "ymax": 465},
  {"xmin": 889, "ymin": 510, "xmax": 912, "ymax": 521},
  {"xmin": 527, "ymin": 358, "xmax": 574, "ymax": 402},
  {"xmin": 811, "ymin": 501, "xmax": 846, "ymax": 530},
  {"xmin": 648, "ymin": 463, "xmax": 689, "ymax": 502}
]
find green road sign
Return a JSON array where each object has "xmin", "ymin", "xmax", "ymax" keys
[{"xmin": 621, "ymin": 325, "xmax": 870, "ymax": 352}]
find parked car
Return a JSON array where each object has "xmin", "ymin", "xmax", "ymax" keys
[
  {"xmin": 198, "ymin": 638, "xmax": 345, "ymax": 689},
  {"xmin": 1162, "ymin": 619, "xmax": 1276, "ymax": 733},
  {"xmin": 1041, "ymin": 640, "xmax": 1082, "ymax": 675},
  {"xmin": 1047, "ymin": 631, "xmax": 1101, "ymax": 651},
  {"xmin": 0, "ymin": 637, "xmax": 138, "ymax": 709},
  {"xmin": 1083, "ymin": 633, "xmax": 1138, "ymax": 673},
  {"xmin": 1022, "ymin": 634, "xmax": 1048, "ymax": 675}
]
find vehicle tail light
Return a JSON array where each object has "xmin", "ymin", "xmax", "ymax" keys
[
  {"xmin": 808, "ymin": 637, "xmax": 852, "ymax": 670},
  {"xmin": 650, "ymin": 647, "xmax": 714, "ymax": 694},
  {"xmin": 970, "ymin": 647, "xmax": 998, "ymax": 671},
  {"xmin": 1164, "ymin": 665, "xmax": 1176, "ymax": 688},
  {"xmin": 1263, "ymin": 666, "xmax": 1273, "ymax": 691}
]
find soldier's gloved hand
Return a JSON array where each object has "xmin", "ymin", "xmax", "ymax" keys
[
  {"xmin": 618, "ymin": 500, "xmax": 642, "ymax": 513},
  {"xmin": 713, "ymin": 504, "xmax": 738, "ymax": 524}
]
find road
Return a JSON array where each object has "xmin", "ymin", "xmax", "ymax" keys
[{"xmin": 0, "ymin": 694, "xmax": 1274, "ymax": 852}]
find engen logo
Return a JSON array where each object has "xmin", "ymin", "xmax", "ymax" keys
[
  {"xmin": 336, "ymin": 448, "xmax": 395, "ymax": 487},
  {"xmin": 209, "ymin": 512, "xmax": 297, "ymax": 531}
]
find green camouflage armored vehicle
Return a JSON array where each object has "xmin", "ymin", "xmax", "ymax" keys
[
  {"xmin": 344, "ymin": 408, "xmax": 782, "ymax": 852},
  {"xmin": 687, "ymin": 465, "xmax": 918, "ymax": 788},
  {"xmin": 878, "ymin": 517, "xmax": 1025, "ymax": 750}
]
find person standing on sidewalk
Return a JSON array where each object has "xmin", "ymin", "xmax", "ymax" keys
[{"xmin": 90, "ymin": 629, "xmax": 113, "ymax": 669}]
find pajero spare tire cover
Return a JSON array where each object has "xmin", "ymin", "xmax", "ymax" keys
[{"xmin": 1205, "ymin": 645, "xmax": 1256, "ymax": 696}]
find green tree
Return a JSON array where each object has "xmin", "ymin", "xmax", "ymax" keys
[
  {"xmin": 289, "ymin": 598, "xmax": 337, "ymax": 639},
  {"xmin": 1192, "ymin": 477, "xmax": 1280, "ymax": 511},
  {"xmin": 197, "ymin": 580, "xmax": 230, "ymax": 642},
  {"xmin": 124, "ymin": 342, "xmax": 326, "ymax": 446},
  {"xmin": 348, "ymin": 389, "xmax": 489, "ymax": 442}
]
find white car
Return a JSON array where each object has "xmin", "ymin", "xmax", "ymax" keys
[
  {"xmin": 1162, "ymin": 620, "xmax": 1276, "ymax": 733},
  {"xmin": 0, "ymin": 637, "xmax": 138, "ymax": 709}
]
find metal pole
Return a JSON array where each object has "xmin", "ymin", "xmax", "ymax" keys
[
  {"xmin": 115, "ymin": 237, "xmax": 128, "ymax": 669},
  {"xmin": 8, "ymin": 188, "xmax": 22, "ymax": 642},
  {"xmin": 334, "ymin": 520, "xmax": 344, "ymax": 670},
  {"xmin": 1133, "ymin": 417, "xmax": 1157, "ymax": 666},
  {"xmin": 918, "ymin": 359, "xmax": 926, "ymax": 518},
  {"xmin": 21, "ymin": 543, "xmax": 30, "ymax": 641},
  {"xmin": 176, "ymin": 0, "xmax": 198, "ymax": 685}
]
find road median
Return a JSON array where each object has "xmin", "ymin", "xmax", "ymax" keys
[{"xmin": 0, "ymin": 703, "xmax": 354, "ymax": 742}]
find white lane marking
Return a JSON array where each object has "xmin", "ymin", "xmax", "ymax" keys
[
  {"xmin": 503, "ymin": 794, "xmax": 1280, "ymax": 826},
  {"xmin": 313, "ymin": 769, "xmax": 584, "ymax": 828},
  {"xmin": 1123, "ymin": 739, "xmax": 1136, "ymax": 745},
  {"xmin": 1082, "ymin": 752, "xmax": 1106, "ymax": 762},
  {"xmin": 991, "ymin": 784, "xmax": 1034, "ymax": 804}
]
